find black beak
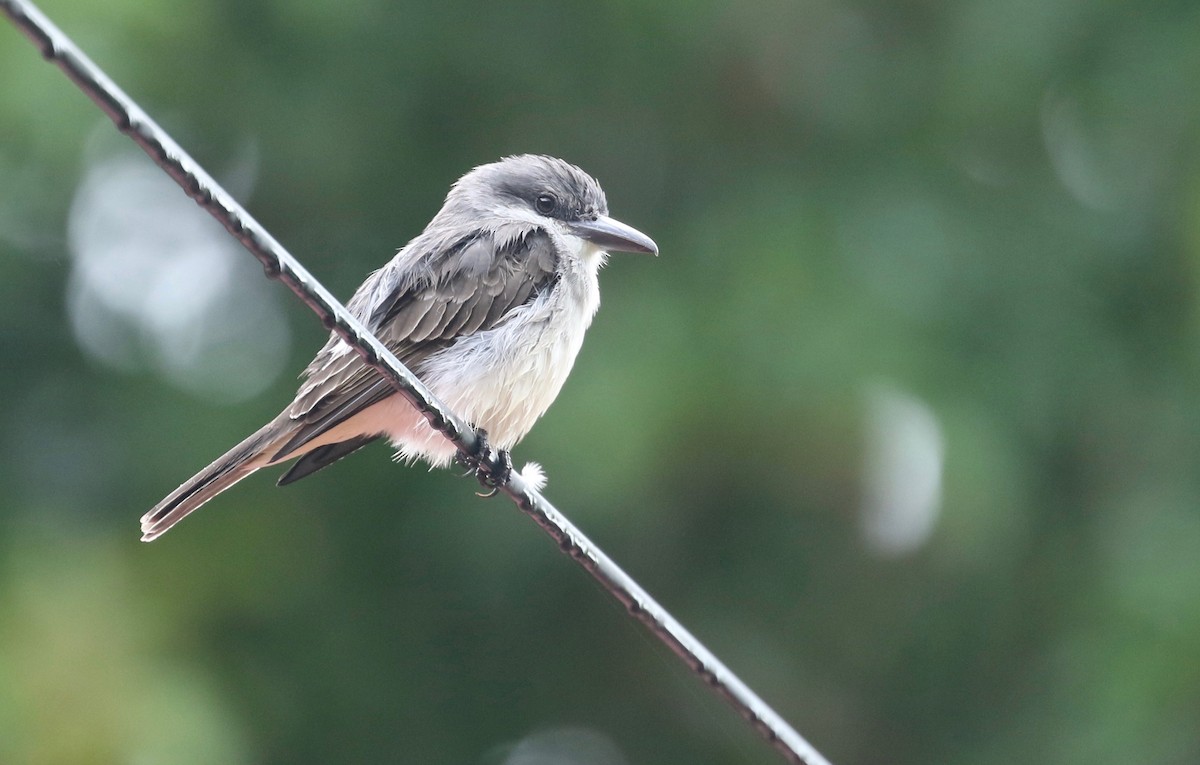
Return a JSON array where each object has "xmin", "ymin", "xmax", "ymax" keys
[{"xmin": 570, "ymin": 215, "xmax": 659, "ymax": 256}]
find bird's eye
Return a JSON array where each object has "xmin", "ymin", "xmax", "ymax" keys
[{"xmin": 534, "ymin": 193, "xmax": 557, "ymax": 215}]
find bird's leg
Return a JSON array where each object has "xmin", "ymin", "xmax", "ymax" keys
[
  {"xmin": 475, "ymin": 448, "xmax": 513, "ymax": 498},
  {"xmin": 455, "ymin": 427, "xmax": 513, "ymax": 497}
]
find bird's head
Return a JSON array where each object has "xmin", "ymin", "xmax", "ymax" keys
[{"xmin": 441, "ymin": 155, "xmax": 658, "ymax": 256}]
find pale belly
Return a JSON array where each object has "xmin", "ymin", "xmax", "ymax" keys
[
  {"xmin": 293, "ymin": 290, "xmax": 594, "ymax": 468},
  {"xmin": 280, "ymin": 242, "xmax": 606, "ymax": 469}
]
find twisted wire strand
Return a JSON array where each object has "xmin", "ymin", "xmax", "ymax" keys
[{"xmin": 0, "ymin": 3, "xmax": 834, "ymax": 763}]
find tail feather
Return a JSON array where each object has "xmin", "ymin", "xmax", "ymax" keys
[{"xmin": 140, "ymin": 422, "xmax": 280, "ymax": 542}]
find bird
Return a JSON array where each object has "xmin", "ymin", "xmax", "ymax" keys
[{"xmin": 140, "ymin": 155, "xmax": 658, "ymax": 541}]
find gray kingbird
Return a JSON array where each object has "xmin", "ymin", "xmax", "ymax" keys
[{"xmin": 141, "ymin": 155, "xmax": 657, "ymax": 541}]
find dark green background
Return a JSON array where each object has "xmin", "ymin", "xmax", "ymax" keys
[{"xmin": 3, "ymin": 1, "xmax": 1200, "ymax": 763}]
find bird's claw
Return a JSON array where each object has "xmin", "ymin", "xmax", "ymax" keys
[{"xmin": 455, "ymin": 428, "xmax": 512, "ymax": 497}]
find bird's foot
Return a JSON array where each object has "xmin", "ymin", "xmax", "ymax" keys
[{"xmin": 455, "ymin": 428, "xmax": 512, "ymax": 497}]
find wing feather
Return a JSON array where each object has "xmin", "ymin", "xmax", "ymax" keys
[
  {"xmin": 409, "ymin": 299, "xmax": 449, "ymax": 343},
  {"xmin": 273, "ymin": 227, "xmax": 559, "ymax": 469}
]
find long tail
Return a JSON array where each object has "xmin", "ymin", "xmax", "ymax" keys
[{"xmin": 140, "ymin": 420, "xmax": 283, "ymax": 542}]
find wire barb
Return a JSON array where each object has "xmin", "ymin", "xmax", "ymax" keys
[{"xmin": 0, "ymin": 3, "xmax": 835, "ymax": 764}]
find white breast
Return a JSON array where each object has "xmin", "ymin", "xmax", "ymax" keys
[{"xmin": 377, "ymin": 237, "xmax": 605, "ymax": 467}]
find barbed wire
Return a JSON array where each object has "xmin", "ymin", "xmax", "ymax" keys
[{"xmin": 1, "ymin": 2, "xmax": 835, "ymax": 764}]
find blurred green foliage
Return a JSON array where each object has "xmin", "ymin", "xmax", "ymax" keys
[{"xmin": 3, "ymin": 0, "xmax": 1200, "ymax": 763}]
